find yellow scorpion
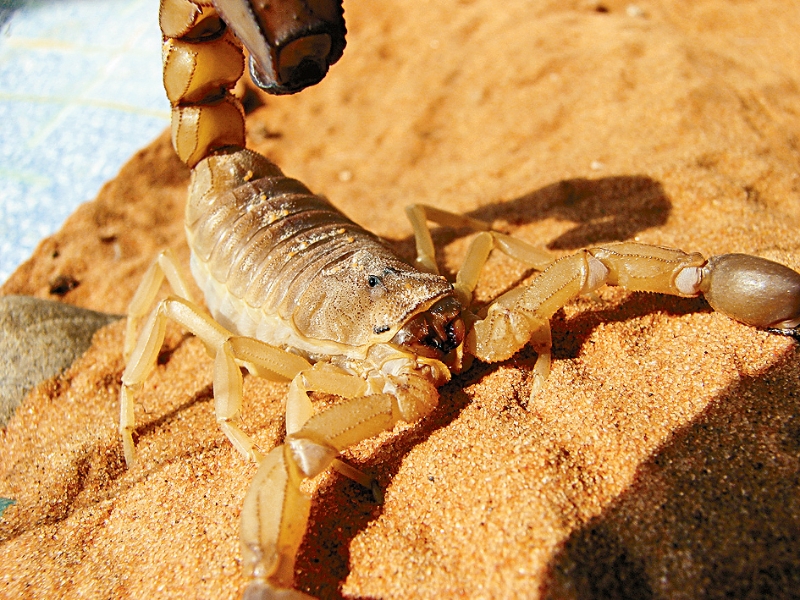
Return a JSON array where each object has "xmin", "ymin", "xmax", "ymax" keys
[{"xmin": 120, "ymin": 1, "xmax": 800, "ymax": 597}]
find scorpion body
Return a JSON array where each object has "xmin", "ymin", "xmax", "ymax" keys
[
  {"xmin": 119, "ymin": 1, "xmax": 800, "ymax": 598},
  {"xmin": 187, "ymin": 152, "xmax": 457, "ymax": 361}
]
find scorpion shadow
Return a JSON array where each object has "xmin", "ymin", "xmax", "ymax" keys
[
  {"xmin": 393, "ymin": 174, "xmax": 672, "ymax": 258},
  {"xmin": 538, "ymin": 346, "xmax": 800, "ymax": 599},
  {"xmin": 294, "ymin": 175, "xmax": 676, "ymax": 597},
  {"xmin": 469, "ymin": 175, "xmax": 671, "ymax": 250}
]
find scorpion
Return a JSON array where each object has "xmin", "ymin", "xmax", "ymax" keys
[{"xmin": 120, "ymin": 1, "xmax": 800, "ymax": 598}]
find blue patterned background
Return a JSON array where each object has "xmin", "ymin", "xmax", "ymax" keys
[{"xmin": 0, "ymin": 0, "xmax": 170, "ymax": 283}]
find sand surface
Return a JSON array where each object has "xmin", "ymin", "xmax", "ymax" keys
[{"xmin": 2, "ymin": 0, "xmax": 800, "ymax": 598}]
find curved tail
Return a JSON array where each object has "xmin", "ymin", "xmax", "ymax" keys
[{"xmin": 159, "ymin": 0, "xmax": 346, "ymax": 168}]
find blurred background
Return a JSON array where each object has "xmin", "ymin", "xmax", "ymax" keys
[{"xmin": 0, "ymin": 0, "xmax": 169, "ymax": 283}]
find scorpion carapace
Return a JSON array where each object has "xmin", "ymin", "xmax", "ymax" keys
[{"xmin": 118, "ymin": 1, "xmax": 800, "ymax": 598}]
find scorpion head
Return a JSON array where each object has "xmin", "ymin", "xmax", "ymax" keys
[
  {"xmin": 391, "ymin": 296, "xmax": 466, "ymax": 361},
  {"xmin": 291, "ymin": 246, "xmax": 465, "ymax": 357},
  {"xmin": 213, "ymin": 0, "xmax": 347, "ymax": 94}
]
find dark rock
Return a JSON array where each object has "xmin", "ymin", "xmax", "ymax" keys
[{"xmin": 0, "ymin": 296, "xmax": 121, "ymax": 426}]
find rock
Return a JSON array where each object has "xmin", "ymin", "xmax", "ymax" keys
[{"xmin": 0, "ymin": 296, "xmax": 120, "ymax": 426}]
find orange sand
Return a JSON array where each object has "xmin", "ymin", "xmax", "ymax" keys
[{"xmin": 2, "ymin": 1, "xmax": 800, "ymax": 598}]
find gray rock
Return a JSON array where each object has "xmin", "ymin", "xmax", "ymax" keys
[{"xmin": 0, "ymin": 296, "xmax": 121, "ymax": 427}]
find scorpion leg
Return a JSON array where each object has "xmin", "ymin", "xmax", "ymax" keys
[
  {"xmin": 406, "ymin": 204, "xmax": 555, "ymax": 277},
  {"xmin": 123, "ymin": 248, "xmax": 196, "ymax": 358},
  {"xmin": 121, "ymin": 290, "xmax": 313, "ymax": 466},
  {"xmin": 405, "ymin": 204, "xmax": 490, "ymax": 274},
  {"xmin": 406, "ymin": 203, "xmax": 555, "ymax": 299},
  {"xmin": 121, "ymin": 296, "xmax": 229, "ymax": 466},
  {"xmin": 213, "ymin": 336, "xmax": 312, "ymax": 462}
]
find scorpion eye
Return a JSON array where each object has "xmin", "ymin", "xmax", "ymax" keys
[{"xmin": 367, "ymin": 275, "xmax": 382, "ymax": 288}]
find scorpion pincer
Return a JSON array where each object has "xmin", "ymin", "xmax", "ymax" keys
[{"xmin": 120, "ymin": 1, "xmax": 800, "ymax": 597}]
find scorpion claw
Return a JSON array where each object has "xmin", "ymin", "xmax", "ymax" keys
[{"xmin": 699, "ymin": 253, "xmax": 800, "ymax": 330}]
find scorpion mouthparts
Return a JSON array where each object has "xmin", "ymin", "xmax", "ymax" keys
[{"xmin": 391, "ymin": 296, "xmax": 465, "ymax": 360}]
